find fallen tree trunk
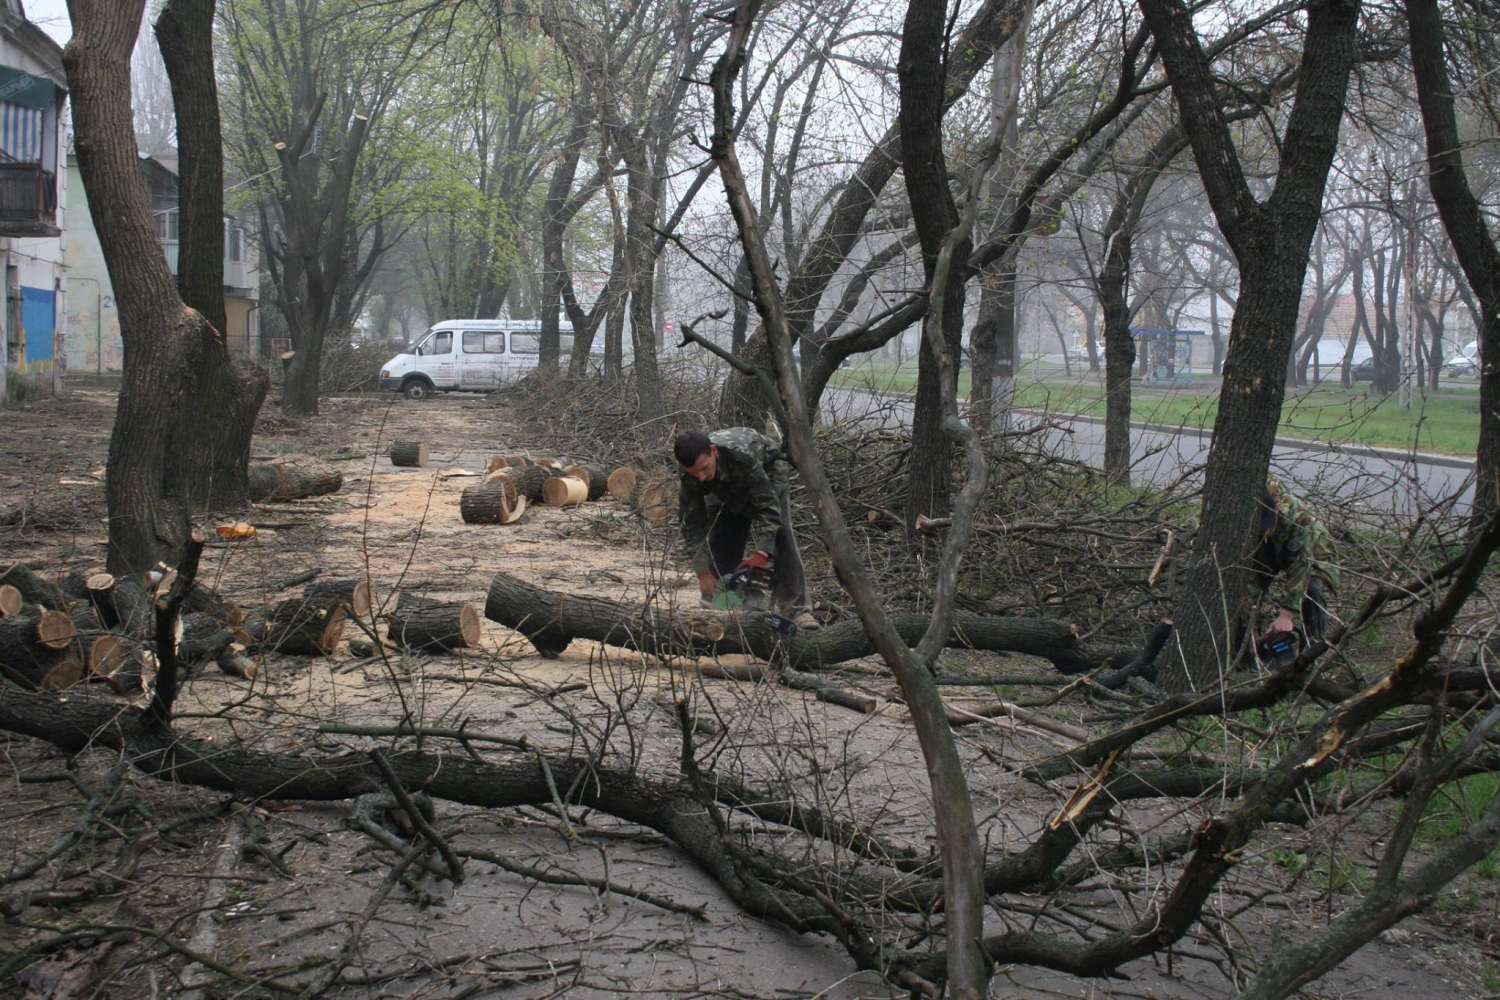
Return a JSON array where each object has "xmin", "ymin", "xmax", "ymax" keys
[
  {"xmin": 483, "ymin": 570, "xmax": 1122, "ymax": 672},
  {"xmin": 247, "ymin": 460, "xmax": 343, "ymax": 502}
]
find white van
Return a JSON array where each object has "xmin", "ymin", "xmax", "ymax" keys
[{"xmin": 378, "ymin": 319, "xmax": 586, "ymax": 399}]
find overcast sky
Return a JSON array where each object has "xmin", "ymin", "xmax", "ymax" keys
[{"xmin": 25, "ymin": 0, "xmax": 72, "ymax": 46}]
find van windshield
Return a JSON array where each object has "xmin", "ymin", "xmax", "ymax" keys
[{"xmin": 405, "ymin": 333, "xmax": 432, "ymax": 355}]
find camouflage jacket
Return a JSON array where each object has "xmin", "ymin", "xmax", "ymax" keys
[
  {"xmin": 1248, "ymin": 480, "xmax": 1339, "ymax": 605},
  {"xmin": 679, "ymin": 427, "xmax": 789, "ymax": 571}
]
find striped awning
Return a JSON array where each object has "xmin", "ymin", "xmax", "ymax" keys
[{"xmin": 0, "ymin": 102, "xmax": 42, "ymax": 163}]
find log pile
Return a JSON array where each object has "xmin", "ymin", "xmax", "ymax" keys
[
  {"xmin": 0, "ymin": 563, "xmax": 381, "ymax": 691},
  {"xmin": 248, "ymin": 458, "xmax": 343, "ymax": 501}
]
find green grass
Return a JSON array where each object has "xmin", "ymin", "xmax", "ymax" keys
[
  {"xmin": 830, "ymin": 359, "xmax": 1481, "ymax": 456},
  {"xmin": 1419, "ymin": 772, "xmax": 1500, "ymax": 878}
]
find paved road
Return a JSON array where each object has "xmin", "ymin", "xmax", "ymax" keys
[{"xmin": 821, "ymin": 385, "xmax": 1477, "ymax": 520}]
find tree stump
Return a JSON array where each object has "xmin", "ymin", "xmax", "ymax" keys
[
  {"xmin": 563, "ymin": 465, "xmax": 610, "ymax": 500},
  {"xmin": 606, "ymin": 467, "xmax": 640, "ymax": 501},
  {"xmin": 302, "ymin": 578, "xmax": 373, "ymax": 618},
  {"xmin": 389, "ymin": 593, "xmax": 481, "ymax": 652},
  {"xmin": 629, "ymin": 481, "xmax": 675, "ymax": 521},
  {"xmin": 248, "ymin": 460, "xmax": 344, "ymax": 501},
  {"xmin": 490, "ymin": 465, "xmax": 547, "ymax": 502},
  {"xmin": 238, "ymin": 598, "xmax": 347, "ymax": 656},
  {"xmin": 390, "ymin": 441, "xmax": 429, "ymax": 467},
  {"xmin": 0, "ymin": 609, "xmax": 78, "ymax": 688},
  {"xmin": 0, "ymin": 584, "xmax": 21, "ymax": 617},
  {"xmin": 460, "ymin": 479, "xmax": 523, "ymax": 524},
  {"xmin": 542, "ymin": 476, "xmax": 588, "ymax": 507}
]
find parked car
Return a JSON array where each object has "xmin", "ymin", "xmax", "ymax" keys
[
  {"xmin": 378, "ymin": 319, "xmax": 599, "ymax": 399},
  {"xmin": 1445, "ymin": 342, "xmax": 1480, "ymax": 377},
  {"xmin": 1350, "ymin": 357, "xmax": 1376, "ymax": 382},
  {"xmin": 1065, "ymin": 344, "xmax": 1090, "ymax": 362}
]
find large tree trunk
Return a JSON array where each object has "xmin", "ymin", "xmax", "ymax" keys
[
  {"xmin": 1140, "ymin": 0, "xmax": 1361, "ymax": 690},
  {"xmin": 155, "ymin": 0, "xmax": 270, "ymax": 514},
  {"xmin": 1405, "ymin": 0, "xmax": 1500, "ymax": 524},
  {"xmin": 65, "ymin": 0, "xmax": 226, "ymax": 577},
  {"xmin": 899, "ymin": 0, "xmax": 973, "ymax": 529}
]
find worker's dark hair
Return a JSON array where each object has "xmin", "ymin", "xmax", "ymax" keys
[
  {"xmin": 673, "ymin": 429, "xmax": 713, "ymax": 466},
  {"xmin": 1256, "ymin": 491, "xmax": 1278, "ymax": 537}
]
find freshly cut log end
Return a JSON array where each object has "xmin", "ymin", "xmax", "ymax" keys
[
  {"xmin": 216, "ymin": 647, "xmax": 259, "ymax": 680},
  {"xmin": 0, "ymin": 584, "xmax": 21, "ymax": 617},
  {"xmin": 606, "ymin": 467, "xmax": 639, "ymax": 501},
  {"xmin": 248, "ymin": 459, "xmax": 343, "ymax": 502},
  {"xmin": 503, "ymin": 455, "xmax": 532, "ymax": 468},
  {"xmin": 40, "ymin": 658, "xmax": 83, "ymax": 692},
  {"xmin": 629, "ymin": 482, "xmax": 675, "ymax": 522},
  {"xmin": 460, "ymin": 479, "xmax": 521, "ymax": 524},
  {"xmin": 216, "ymin": 521, "xmax": 256, "ymax": 539},
  {"xmin": 389, "ymin": 595, "xmax": 481, "ymax": 651},
  {"xmin": 0, "ymin": 564, "xmax": 69, "ymax": 610},
  {"xmin": 390, "ymin": 441, "xmax": 429, "ymax": 467},
  {"xmin": 542, "ymin": 476, "xmax": 588, "ymax": 507},
  {"xmin": 563, "ymin": 465, "xmax": 610, "ymax": 501},
  {"xmin": 533, "ymin": 457, "xmax": 558, "ymax": 470},
  {"xmin": 0, "ymin": 609, "xmax": 78, "ymax": 688},
  {"xmin": 302, "ymin": 579, "xmax": 373, "ymax": 618},
  {"xmin": 35, "ymin": 610, "xmax": 76, "ymax": 650},
  {"xmin": 492, "ymin": 465, "xmax": 547, "ymax": 502},
  {"xmin": 485, "ymin": 455, "xmax": 508, "ymax": 474}
]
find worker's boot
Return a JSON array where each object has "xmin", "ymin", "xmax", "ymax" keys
[{"xmin": 793, "ymin": 609, "xmax": 821, "ymax": 632}]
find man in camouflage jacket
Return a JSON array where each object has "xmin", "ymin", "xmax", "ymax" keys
[
  {"xmin": 674, "ymin": 427, "xmax": 815, "ymax": 627},
  {"xmin": 1247, "ymin": 477, "xmax": 1339, "ymax": 643}
]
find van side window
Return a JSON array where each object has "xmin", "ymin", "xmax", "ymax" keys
[
  {"xmin": 431, "ymin": 332, "xmax": 453, "ymax": 355},
  {"xmin": 463, "ymin": 331, "xmax": 504, "ymax": 353},
  {"xmin": 509, "ymin": 332, "xmax": 540, "ymax": 354}
]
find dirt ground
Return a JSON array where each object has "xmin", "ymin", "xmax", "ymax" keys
[{"xmin": 2, "ymin": 387, "xmax": 1497, "ymax": 999}]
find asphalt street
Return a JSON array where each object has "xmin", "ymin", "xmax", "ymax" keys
[{"xmin": 821, "ymin": 385, "xmax": 1477, "ymax": 520}]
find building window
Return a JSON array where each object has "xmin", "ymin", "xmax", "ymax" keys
[{"xmin": 156, "ymin": 207, "xmax": 179, "ymax": 241}]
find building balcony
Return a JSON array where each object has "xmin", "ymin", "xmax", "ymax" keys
[
  {"xmin": 159, "ymin": 240, "xmax": 257, "ymax": 297},
  {"xmin": 0, "ymin": 163, "xmax": 58, "ymax": 238}
]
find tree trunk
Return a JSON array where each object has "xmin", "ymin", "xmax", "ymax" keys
[
  {"xmin": 155, "ymin": 0, "xmax": 271, "ymax": 515},
  {"xmin": 1140, "ymin": 0, "xmax": 1361, "ymax": 690},
  {"xmin": 1405, "ymin": 0, "xmax": 1500, "ymax": 524},
  {"xmin": 65, "ymin": 0, "xmax": 225, "ymax": 577},
  {"xmin": 539, "ymin": 118, "xmax": 588, "ymax": 378}
]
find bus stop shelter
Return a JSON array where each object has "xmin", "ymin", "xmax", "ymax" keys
[{"xmin": 1131, "ymin": 327, "xmax": 1208, "ymax": 385}]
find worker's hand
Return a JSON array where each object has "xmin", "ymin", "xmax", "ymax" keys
[
  {"xmin": 737, "ymin": 551, "xmax": 771, "ymax": 572},
  {"xmin": 697, "ymin": 570, "xmax": 718, "ymax": 600},
  {"xmin": 1263, "ymin": 608, "xmax": 1295, "ymax": 635}
]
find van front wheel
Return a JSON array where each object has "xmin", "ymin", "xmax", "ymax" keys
[{"xmin": 401, "ymin": 378, "xmax": 433, "ymax": 401}]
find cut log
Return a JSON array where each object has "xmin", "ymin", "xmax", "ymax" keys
[
  {"xmin": 390, "ymin": 441, "xmax": 429, "ymax": 467},
  {"xmin": 216, "ymin": 646, "xmax": 259, "ymax": 680},
  {"xmin": 183, "ymin": 581, "xmax": 243, "ymax": 625},
  {"xmin": 628, "ymin": 481, "xmax": 675, "ymax": 521},
  {"xmin": 483, "ymin": 569, "xmax": 1123, "ymax": 673},
  {"xmin": 0, "ymin": 609, "xmax": 78, "ymax": 688},
  {"xmin": 247, "ymin": 460, "xmax": 344, "ymax": 502},
  {"xmin": 238, "ymin": 598, "xmax": 347, "ymax": 656},
  {"xmin": 0, "ymin": 584, "xmax": 21, "ymax": 617},
  {"xmin": 390, "ymin": 593, "xmax": 481, "ymax": 652},
  {"xmin": 490, "ymin": 465, "xmax": 547, "ymax": 502},
  {"xmin": 302, "ymin": 578, "xmax": 373, "ymax": 618},
  {"xmin": 88, "ymin": 574, "xmax": 153, "ymax": 637},
  {"xmin": 606, "ymin": 467, "xmax": 640, "ymax": 501},
  {"xmin": 485, "ymin": 455, "xmax": 508, "ymax": 474},
  {"xmin": 503, "ymin": 455, "xmax": 532, "ymax": 468},
  {"xmin": 0, "ymin": 564, "xmax": 69, "ymax": 609},
  {"xmin": 59, "ymin": 571, "xmax": 91, "ymax": 600},
  {"xmin": 40, "ymin": 658, "xmax": 84, "ymax": 691},
  {"xmin": 215, "ymin": 521, "xmax": 256, "ymax": 539},
  {"xmin": 179, "ymin": 612, "xmax": 236, "ymax": 664},
  {"xmin": 563, "ymin": 465, "xmax": 610, "ymax": 501},
  {"xmin": 542, "ymin": 476, "xmax": 588, "ymax": 508},
  {"xmin": 460, "ymin": 479, "xmax": 521, "ymax": 524}
]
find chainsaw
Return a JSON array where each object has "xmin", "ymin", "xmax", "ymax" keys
[{"xmin": 712, "ymin": 565, "xmax": 798, "ymax": 636}]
